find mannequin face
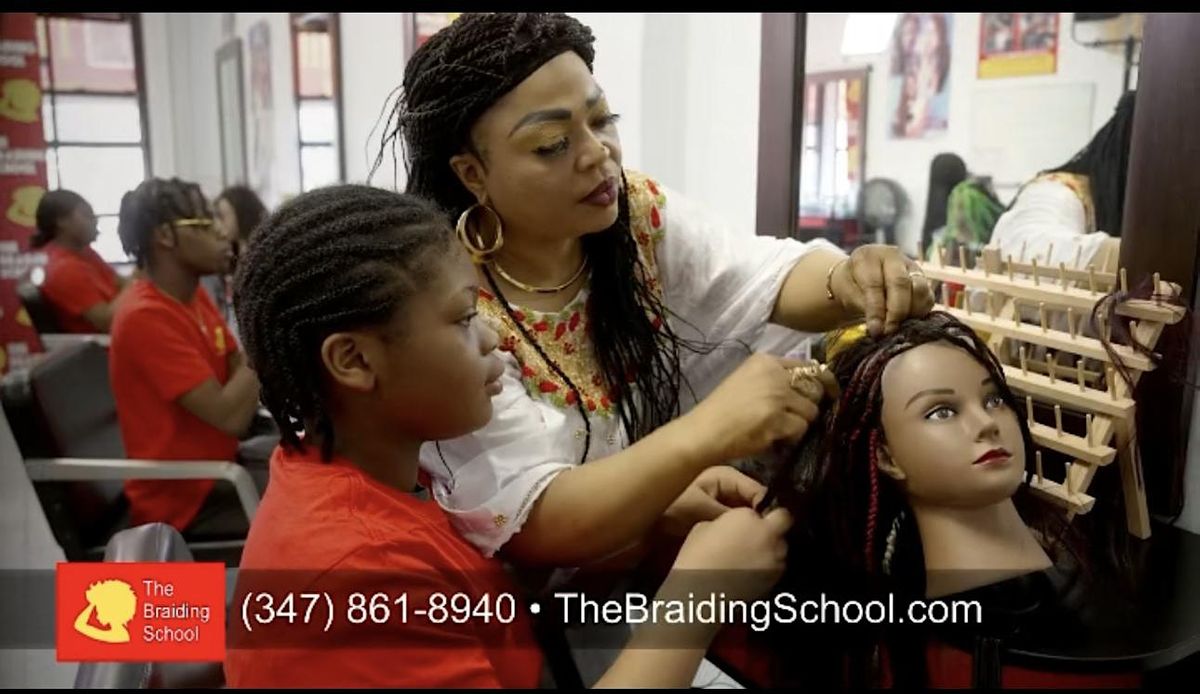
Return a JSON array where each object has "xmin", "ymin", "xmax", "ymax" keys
[{"xmin": 877, "ymin": 340, "xmax": 1025, "ymax": 508}]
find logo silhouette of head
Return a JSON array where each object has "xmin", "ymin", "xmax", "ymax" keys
[{"xmin": 86, "ymin": 580, "xmax": 137, "ymax": 630}]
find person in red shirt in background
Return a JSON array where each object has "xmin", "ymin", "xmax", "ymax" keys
[
  {"xmin": 31, "ymin": 189, "xmax": 131, "ymax": 333},
  {"xmin": 109, "ymin": 178, "xmax": 262, "ymax": 537},
  {"xmin": 224, "ymin": 185, "xmax": 794, "ymax": 688}
]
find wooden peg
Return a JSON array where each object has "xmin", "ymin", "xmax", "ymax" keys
[
  {"xmin": 958, "ymin": 245, "xmax": 968, "ymax": 271},
  {"xmin": 940, "ymin": 283, "xmax": 950, "ymax": 307},
  {"xmin": 1059, "ymin": 262, "xmax": 1068, "ymax": 289},
  {"xmin": 1038, "ymin": 302, "xmax": 1048, "ymax": 333},
  {"xmin": 1066, "ymin": 463, "xmax": 1076, "ymax": 497},
  {"xmin": 1076, "ymin": 359, "xmax": 1086, "ymax": 393},
  {"xmin": 1031, "ymin": 257, "xmax": 1040, "ymax": 286},
  {"xmin": 1019, "ymin": 345, "xmax": 1029, "ymax": 375},
  {"xmin": 1120, "ymin": 267, "xmax": 1128, "ymax": 294},
  {"xmin": 1074, "ymin": 245, "xmax": 1083, "ymax": 269},
  {"xmin": 1098, "ymin": 314, "xmax": 1109, "ymax": 342},
  {"xmin": 1035, "ymin": 450, "xmax": 1044, "ymax": 484},
  {"xmin": 1067, "ymin": 307, "xmax": 1077, "ymax": 339},
  {"xmin": 962, "ymin": 290, "xmax": 972, "ymax": 315},
  {"xmin": 1153, "ymin": 272, "xmax": 1162, "ymax": 303},
  {"xmin": 1046, "ymin": 243, "xmax": 1054, "ymax": 265},
  {"xmin": 1054, "ymin": 405, "xmax": 1063, "ymax": 437},
  {"xmin": 1025, "ymin": 395, "xmax": 1034, "ymax": 423},
  {"xmin": 977, "ymin": 252, "xmax": 986, "ymax": 276},
  {"xmin": 1007, "ymin": 255, "xmax": 1015, "ymax": 282},
  {"xmin": 987, "ymin": 290, "xmax": 997, "ymax": 319},
  {"xmin": 938, "ymin": 245, "xmax": 947, "ymax": 267},
  {"xmin": 1020, "ymin": 240, "xmax": 1028, "ymax": 262},
  {"xmin": 1014, "ymin": 301, "xmax": 1022, "ymax": 327},
  {"xmin": 1087, "ymin": 265, "xmax": 1097, "ymax": 294},
  {"xmin": 1046, "ymin": 353, "xmax": 1056, "ymax": 384},
  {"xmin": 1086, "ymin": 414, "xmax": 1094, "ymax": 448},
  {"xmin": 1107, "ymin": 366, "xmax": 1117, "ymax": 400}
]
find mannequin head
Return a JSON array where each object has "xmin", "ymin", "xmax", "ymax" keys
[
  {"xmin": 876, "ymin": 339, "xmax": 1026, "ymax": 509},
  {"xmin": 760, "ymin": 312, "xmax": 1072, "ymax": 688},
  {"xmin": 768, "ymin": 311, "xmax": 1051, "ymax": 580}
]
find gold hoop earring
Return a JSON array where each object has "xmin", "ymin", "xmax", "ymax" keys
[{"xmin": 456, "ymin": 203, "xmax": 504, "ymax": 264}]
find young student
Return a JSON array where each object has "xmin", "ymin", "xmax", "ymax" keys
[
  {"xmin": 224, "ymin": 185, "xmax": 793, "ymax": 688},
  {"xmin": 109, "ymin": 178, "xmax": 261, "ymax": 535},
  {"xmin": 31, "ymin": 189, "xmax": 130, "ymax": 333}
]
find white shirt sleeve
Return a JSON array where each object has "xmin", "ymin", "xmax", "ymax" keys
[
  {"xmin": 655, "ymin": 183, "xmax": 843, "ymax": 400},
  {"xmin": 419, "ymin": 177, "xmax": 843, "ymax": 558},
  {"xmin": 418, "ymin": 354, "xmax": 608, "ymax": 558},
  {"xmin": 988, "ymin": 179, "xmax": 1113, "ymax": 268}
]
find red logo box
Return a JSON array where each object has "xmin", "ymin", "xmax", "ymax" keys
[{"xmin": 56, "ymin": 562, "xmax": 225, "ymax": 662}]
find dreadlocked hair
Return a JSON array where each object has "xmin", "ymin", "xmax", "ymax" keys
[
  {"xmin": 117, "ymin": 178, "xmax": 210, "ymax": 268},
  {"xmin": 759, "ymin": 311, "xmax": 1081, "ymax": 688},
  {"xmin": 1044, "ymin": 90, "xmax": 1136, "ymax": 237},
  {"xmin": 233, "ymin": 185, "xmax": 452, "ymax": 461},
  {"xmin": 376, "ymin": 13, "xmax": 701, "ymax": 452}
]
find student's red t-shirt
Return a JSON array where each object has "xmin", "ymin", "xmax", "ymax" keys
[
  {"xmin": 39, "ymin": 242, "xmax": 120, "ymax": 333},
  {"xmin": 109, "ymin": 279, "xmax": 239, "ymax": 530},
  {"xmin": 224, "ymin": 444, "xmax": 544, "ymax": 688}
]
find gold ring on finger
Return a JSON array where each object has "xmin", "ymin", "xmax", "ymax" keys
[{"xmin": 789, "ymin": 366, "xmax": 825, "ymax": 401}]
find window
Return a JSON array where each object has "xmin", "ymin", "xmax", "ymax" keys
[
  {"xmin": 290, "ymin": 13, "xmax": 343, "ymax": 192},
  {"xmin": 798, "ymin": 69, "xmax": 868, "ymax": 222},
  {"xmin": 37, "ymin": 13, "xmax": 149, "ymax": 263}
]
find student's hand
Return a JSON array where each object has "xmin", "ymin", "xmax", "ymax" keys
[
  {"xmin": 658, "ymin": 466, "xmax": 766, "ymax": 538},
  {"xmin": 669, "ymin": 507, "xmax": 792, "ymax": 604},
  {"xmin": 683, "ymin": 354, "xmax": 835, "ymax": 462},
  {"xmin": 828, "ymin": 244, "xmax": 936, "ymax": 337}
]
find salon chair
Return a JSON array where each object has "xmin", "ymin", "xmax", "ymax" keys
[
  {"xmin": 73, "ymin": 523, "xmax": 226, "ymax": 689},
  {"xmin": 0, "ymin": 340, "xmax": 260, "ymax": 563}
]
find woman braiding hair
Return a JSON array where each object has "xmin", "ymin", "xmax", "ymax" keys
[{"xmin": 377, "ymin": 12, "xmax": 934, "ymax": 569}]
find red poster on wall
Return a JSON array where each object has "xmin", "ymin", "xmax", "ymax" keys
[{"xmin": 0, "ymin": 13, "xmax": 48, "ymax": 374}]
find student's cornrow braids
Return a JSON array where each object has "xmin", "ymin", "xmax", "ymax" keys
[{"xmin": 233, "ymin": 184, "xmax": 452, "ymax": 461}]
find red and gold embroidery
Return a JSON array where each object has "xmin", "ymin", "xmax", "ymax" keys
[{"xmin": 478, "ymin": 170, "xmax": 668, "ymax": 415}]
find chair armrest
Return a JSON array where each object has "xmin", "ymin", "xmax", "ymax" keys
[
  {"xmin": 24, "ymin": 457, "xmax": 259, "ymax": 520},
  {"xmin": 39, "ymin": 334, "xmax": 111, "ymax": 351}
]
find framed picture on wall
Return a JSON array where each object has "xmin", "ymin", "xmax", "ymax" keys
[
  {"xmin": 978, "ymin": 13, "xmax": 1060, "ymax": 79},
  {"xmin": 215, "ymin": 38, "xmax": 248, "ymax": 187}
]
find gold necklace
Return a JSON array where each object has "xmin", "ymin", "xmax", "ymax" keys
[{"xmin": 492, "ymin": 258, "xmax": 589, "ymax": 294}]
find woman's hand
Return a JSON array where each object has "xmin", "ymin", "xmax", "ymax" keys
[
  {"xmin": 658, "ymin": 466, "xmax": 766, "ymax": 538},
  {"xmin": 669, "ymin": 506, "xmax": 793, "ymax": 604},
  {"xmin": 681, "ymin": 354, "xmax": 836, "ymax": 464},
  {"xmin": 828, "ymin": 244, "xmax": 936, "ymax": 336}
]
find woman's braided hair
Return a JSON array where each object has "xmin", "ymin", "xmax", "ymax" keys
[{"xmin": 377, "ymin": 13, "xmax": 706, "ymax": 458}]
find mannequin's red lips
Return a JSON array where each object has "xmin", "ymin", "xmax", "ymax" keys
[{"xmin": 974, "ymin": 448, "xmax": 1011, "ymax": 465}]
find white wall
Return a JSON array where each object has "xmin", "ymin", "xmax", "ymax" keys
[
  {"xmin": 143, "ymin": 13, "xmax": 764, "ymax": 233},
  {"xmin": 141, "ymin": 12, "xmax": 299, "ymax": 207},
  {"xmin": 612, "ymin": 13, "xmax": 762, "ymax": 234},
  {"xmin": 339, "ymin": 13, "xmax": 407, "ymax": 187},
  {"xmin": 806, "ymin": 12, "xmax": 1133, "ymax": 254}
]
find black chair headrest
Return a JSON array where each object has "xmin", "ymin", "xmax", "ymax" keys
[
  {"xmin": 17, "ymin": 281, "xmax": 62, "ymax": 334},
  {"xmin": 29, "ymin": 340, "xmax": 124, "ymax": 459}
]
